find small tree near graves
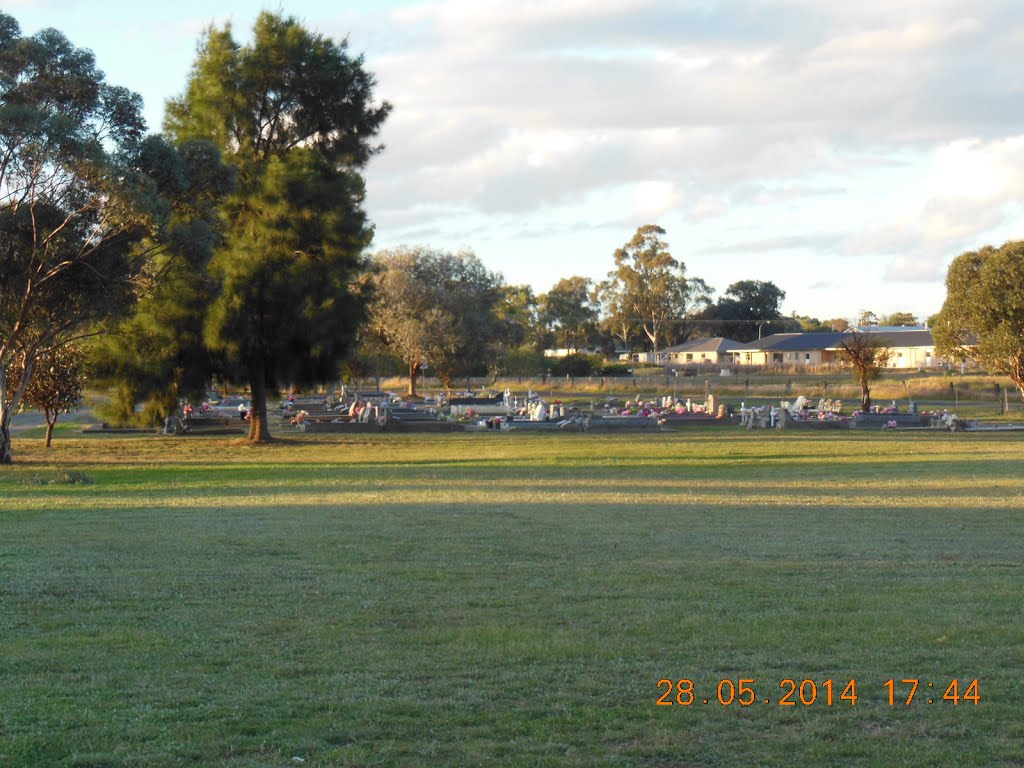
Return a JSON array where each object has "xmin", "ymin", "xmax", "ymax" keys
[
  {"xmin": 838, "ymin": 331, "xmax": 891, "ymax": 412},
  {"xmin": 368, "ymin": 247, "xmax": 503, "ymax": 397},
  {"xmin": 21, "ymin": 345, "xmax": 86, "ymax": 448}
]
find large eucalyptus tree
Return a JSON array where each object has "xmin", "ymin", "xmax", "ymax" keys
[{"xmin": 0, "ymin": 13, "xmax": 222, "ymax": 462}]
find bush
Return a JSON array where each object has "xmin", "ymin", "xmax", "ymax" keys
[
  {"xmin": 547, "ymin": 353, "xmax": 602, "ymax": 377},
  {"xmin": 596, "ymin": 363, "xmax": 633, "ymax": 376},
  {"xmin": 502, "ymin": 347, "xmax": 546, "ymax": 376}
]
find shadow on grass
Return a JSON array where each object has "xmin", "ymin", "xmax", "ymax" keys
[{"xmin": 2, "ymin": 495, "xmax": 1021, "ymax": 767}]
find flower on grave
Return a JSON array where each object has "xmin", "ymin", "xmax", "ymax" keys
[{"xmin": 882, "ymin": 419, "xmax": 898, "ymax": 429}]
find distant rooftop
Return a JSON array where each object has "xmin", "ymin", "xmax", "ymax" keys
[
  {"xmin": 734, "ymin": 328, "xmax": 937, "ymax": 351},
  {"xmin": 658, "ymin": 336, "xmax": 744, "ymax": 354},
  {"xmin": 854, "ymin": 325, "xmax": 929, "ymax": 332}
]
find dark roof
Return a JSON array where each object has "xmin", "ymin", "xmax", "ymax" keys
[
  {"xmin": 854, "ymin": 325, "xmax": 928, "ymax": 332},
  {"xmin": 863, "ymin": 330, "xmax": 935, "ymax": 347},
  {"xmin": 658, "ymin": 337, "xmax": 744, "ymax": 354},
  {"xmin": 733, "ymin": 329, "xmax": 936, "ymax": 352},
  {"xmin": 732, "ymin": 332, "xmax": 846, "ymax": 352}
]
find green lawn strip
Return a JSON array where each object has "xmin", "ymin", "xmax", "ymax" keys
[{"xmin": 0, "ymin": 432, "xmax": 1021, "ymax": 766}]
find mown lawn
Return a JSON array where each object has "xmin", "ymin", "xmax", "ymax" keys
[{"xmin": 1, "ymin": 430, "xmax": 1022, "ymax": 767}]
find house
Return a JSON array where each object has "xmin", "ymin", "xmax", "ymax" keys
[
  {"xmin": 862, "ymin": 329, "xmax": 942, "ymax": 369},
  {"xmin": 730, "ymin": 329, "xmax": 950, "ymax": 369},
  {"xmin": 731, "ymin": 332, "xmax": 846, "ymax": 367},
  {"xmin": 656, "ymin": 337, "xmax": 744, "ymax": 367}
]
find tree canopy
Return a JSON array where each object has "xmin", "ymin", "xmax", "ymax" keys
[
  {"xmin": 878, "ymin": 311, "xmax": 918, "ymax": 327},
  {"xmin": 20, "ymin": 343, "xmax": 86, "ymax": 448},
  {"xmin": 368, "ymin": 247, "xmax": 503, "ymax": 396},
  {"xmin": 699, "ymin": 280, "xmax": 788, "ymax": 342},
  {"xmin": 88, "ymin": 139, "xmax": 233, "ymax": 423},
  {"xmin": 598, "ymin": 225, "xmax": 707, "ymax": 352},
  {"xmin": 164, "ymin": 12, "xmax": 391, "ymax": 440},
  {"xmin": 539, "ymin": 276, "xmax": 600, "ymax": 353},
  {"xmin": 932, "ymin": 241, "xmax": 1024, "ymax": 400},
  {"xmin": 0, "ymin": 13, "xmax": 223, "ymax": 462}
]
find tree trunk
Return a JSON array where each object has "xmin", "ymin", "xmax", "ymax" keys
[
  {"xmin": 45, "ymin": 409, "xmax": 57, "ymax": 448},
  {"xmin": 0, "ymin": 356, "xmax": 32, "ymax": 464},
  {"xmin": 1011, "ymin": 355, "xmax": 1024, "ymax": 402},
  {"xmin": 0, "ymin": 406, "xmax": 11, "ymax": 465},
  {"xmin": 407, "ymin": 360, "xmax": 420, "ymax": 398},
  {"xmin": 643, "ymin": 322, "xmax": 658, "ymax": 352},
  {"xmin": 0, "ymin": 363, "xmax": 13, "ymax": 464},
  {"xmin": 247, "ymin": 352, "xmax": 273, "ymax": 442}
]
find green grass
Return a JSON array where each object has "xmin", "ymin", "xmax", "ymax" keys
[{"xmin": 1, "ymin": 431, "xmax": 1022, "ymax": 767}]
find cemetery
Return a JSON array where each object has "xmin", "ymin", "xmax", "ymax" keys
[{"xmin": 138, "ymin": 382, "xmax": 1016, "ymax": 437}]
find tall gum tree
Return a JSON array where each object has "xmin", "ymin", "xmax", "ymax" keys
[
  {"xmin": 164, "ymin": 13, "xmax": 391, "ymax": 441},
  {"xmin": 932, "ymin": 241, "xmax": 1024, "ymax": 400},
  {"xmin": 598, "ymin": 225, "xmax": 705, "ymax": 353},
  {"xmin": 0, "ymin": 14, "xmax": 223, "ymax": 463}
]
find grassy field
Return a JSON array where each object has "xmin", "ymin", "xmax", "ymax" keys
[{"xmin": 1, "ymin": 430, "xmax": 1022, "ymax": 767}]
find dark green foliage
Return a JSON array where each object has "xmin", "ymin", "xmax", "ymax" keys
[
  {"xmin": 164, "ymin": 11, "xmax": 391, "ymax": 439},
  {"xmin": 700, "ymin": 279, "xmax": 788, "ymax": 342},
  {"xmin": 546, "ymin": 353, "xmax": 601, "ymax": 377},
  {"xmin": 501, "ymin": 346, "xmax": 547, "ymax": 377},
  {"xmin": 791, "ymin": 315, "xmax": 832, "ymax": 332},
  {"xmin": 538, "ymin": 277, "xmax": 600, "ymax": 353},
  {"xmin": 89, "ymin": 137, "xmax": 234, "ymax": 423},
  {"xmin": 595, "ymin": 362, "xmax": 634, "ymax": 376},
  {"xmin": 494, "ymin": 285, "xmax": 543, "ymax": 370},
  {"xmin": 879, "ymin": 311, "xmax": 919, "ymax": 327}
]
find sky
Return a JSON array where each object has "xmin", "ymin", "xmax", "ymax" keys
[{"xmin": 7, "ymin": 0, "xmax": 1024, "ymax": 323}]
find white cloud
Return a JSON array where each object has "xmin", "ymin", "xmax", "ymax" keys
[
  {"xmin": 833, "ymin": 135, "xmax": 1024, "ymax": 281},
  {"xmin": 353, "ymin": 0, "xmax": 1024, "ymax": 318}
]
